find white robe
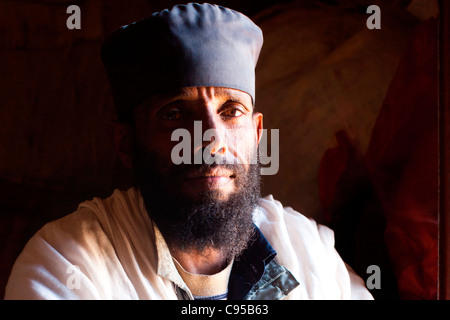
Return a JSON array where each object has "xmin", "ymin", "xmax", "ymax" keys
[{"xmin": 4, "ymin": 188, "xmax": 373, "ymax": 300}]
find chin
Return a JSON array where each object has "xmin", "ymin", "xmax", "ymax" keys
[
  {"xmin": 182, "ymin": 180, "xmax": 237, "ymax": 203},
  {"xmin": 184, "ymin": 187, "xmax": 236, "ymax": 204}
]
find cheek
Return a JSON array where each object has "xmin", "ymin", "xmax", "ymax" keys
[
  {"xmin": 226, "ymin": 128, "xmax": 258, "ymax": 164},
  {"xmin": 136, "ymin": 125, "xmax": 176, "ymax": 157}
]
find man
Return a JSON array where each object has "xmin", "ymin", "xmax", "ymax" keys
[{"xmin": 5, "ymin": 3, "xmax": 372, "ymax": 300}]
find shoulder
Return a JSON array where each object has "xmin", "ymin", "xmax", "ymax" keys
[
  {"xmin": 255, "ymin": 195, "xmax": 334, "ymax": 247},
  {"xmin": 254, "ymin": 195, "xmax": 372, "ymax": 300},
  {"xmin": 4, "ymin": 201, "xmax": 123, "ymax": 299},
  {"xmin": 254, "ymin": 195, "xmax": 337, "ymax": 277},
  {"xmin": 40, "ymin": 207, "xmax": 108, "ymax": 247}
]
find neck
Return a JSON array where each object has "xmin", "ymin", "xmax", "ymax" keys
[{"xmin": 171, "ymin": 247, "xmax": 230, "ymax": 275}]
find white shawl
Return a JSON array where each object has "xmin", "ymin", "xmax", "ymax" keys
[{"xmin": 4, "ymin": 188, "xmax": 372, "ymax": 300}]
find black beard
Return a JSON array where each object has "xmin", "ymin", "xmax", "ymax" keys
[{"xmin": 133, "ymin": 148, "xmax": 261, "ymax": 261}]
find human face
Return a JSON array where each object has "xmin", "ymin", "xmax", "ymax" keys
[
  {"xmin": 132, "ymin": 86, "xmax": 263, "ymax": 202},
  {"xmin": 129, "ymin": 87, "xmax": 263, "ymax": 255}
]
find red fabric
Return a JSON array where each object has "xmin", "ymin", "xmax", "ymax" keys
[
  {"xmin": 318, "ymin": 130, "xmax": 354, "ymax": 222},
  {"xmin": 318, "ymin": 18, "xmax": 438, "ymax": 299},
  {"xmin": 364, "ymin": 18, "xmax": 438, "ymax": 300}
]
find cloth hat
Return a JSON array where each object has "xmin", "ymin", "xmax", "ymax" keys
[{"xmin": 101, "ymin": 2, "xmax": 263, "ymax": 122}]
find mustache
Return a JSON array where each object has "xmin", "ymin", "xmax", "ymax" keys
[
  {"xmin": 132, "ymin": 146, "xmax": 260, "ymax": 190},
  {"xmin": 172, "ymin": 162, "xmax": 248, "ymax": 179}
]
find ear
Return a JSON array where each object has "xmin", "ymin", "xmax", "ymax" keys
[
  {"xmin": 108, "ymin": 120, "xmax": 134, "ymax": 169},
  {"xmin": 253, "ymin": 112, "xmax": 263, "ymax": 145}
]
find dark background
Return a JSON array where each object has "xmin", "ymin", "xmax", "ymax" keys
[{"xmin": 0, "ymin": 0, "xmax": 442, "ymax": 299}]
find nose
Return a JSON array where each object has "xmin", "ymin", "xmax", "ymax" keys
[
  {"xmin": 192, "ymin": 115, "xmax": 228, "ymax": 164},
  {"xmin": 203, "ymin": 129, "xmax": 226, "ymax": 157}
]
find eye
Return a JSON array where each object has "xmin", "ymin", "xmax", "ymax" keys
[
  {"xmin": 220, "ymin": 102, "xmax": 246, "ymax": 119},
  {"xmin": 221, "ymin": 108, "xmax": 244, "ymax": 118},
  {"xmin": 162, "ymin": 109, "xmax": 181, "ymax": 120},
  {"xmin": 158, "ymin": 107, "xmax": 184, "ymax": 120}
]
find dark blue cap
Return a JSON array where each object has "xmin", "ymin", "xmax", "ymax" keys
[{"xmin": 101, "ymin": 3, "xmax": 263, "ymax": 121}]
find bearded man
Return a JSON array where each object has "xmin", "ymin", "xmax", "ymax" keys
[{"xmin": 5, "ymin": 3, "xmax": 372, "ymax": 300}]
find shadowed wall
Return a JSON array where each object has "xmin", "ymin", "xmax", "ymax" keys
[{"xmin": 0, "ymin": 0, "xmax": 439, "ymax": 299}]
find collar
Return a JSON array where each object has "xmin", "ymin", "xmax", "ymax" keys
[
  {"xmin": 154, "ymin": 225, "xmax": 194, "ymax": 299},
  {"xmin": 227, "ymin": 225, "xmax": 276, "ymax": 299},
  {"xmin": 228, "ymin": 225, "xmax": 300, "ymax": 300},
  {"xmin": 173, "ymin": 256, "xmax": 233, "ymax": 299},
  {"xmin": 154, "ymin": 223, "xmax": 299, "ymax": 300}
]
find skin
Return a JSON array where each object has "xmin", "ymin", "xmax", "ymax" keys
[{"xmin": 111, "ymin": 86, "xmax": 263, "ymax": 275}]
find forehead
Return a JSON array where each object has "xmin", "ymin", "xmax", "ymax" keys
[{"xmin": 141, "ymin": 86, "xmax": 253, "ymax": 108}]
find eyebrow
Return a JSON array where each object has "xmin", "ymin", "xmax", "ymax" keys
[
  {"xmin": 215, "ymin": 88, "xmax": 251, "ymax": 104},
  {"xmin": 150, "ymin": 87, "xmax": 252, "ymax": 108}
]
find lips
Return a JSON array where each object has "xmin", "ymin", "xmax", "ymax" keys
[
  {"xmin": 185, "ymin": 167, "xmax": 235, "ymax": 179},
  {"xmin": 184, "ymin": 167, "xmax": 236, "ymax": 190}
]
